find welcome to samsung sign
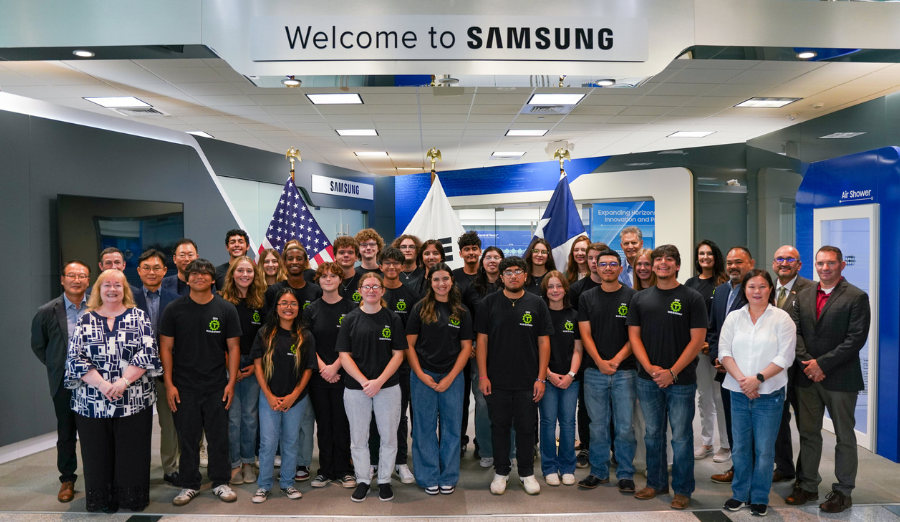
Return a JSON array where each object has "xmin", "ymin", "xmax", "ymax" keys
[{"xmin": 249, "ymin": 15, "xmax": 648, "ymax": 63}]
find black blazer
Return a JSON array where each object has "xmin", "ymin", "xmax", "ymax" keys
[
  {"xmin": 161, "ymin": 274, "xmax": 187, "ymax": 296},
  {"xmin": 133, "ymin": 285, "xmax": 180, "ymax": 340},
  {"xmin": 791, "ymin": 277, "xmax": 871, "ymax": 392},
  {"xmin": 778, "ymin": 276, "xmax": 814, "ymax": 386},
  {"xmin": 31, "ymin": 296, "xmax": 71, "ymax": 396}
]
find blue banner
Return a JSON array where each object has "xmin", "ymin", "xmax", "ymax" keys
[{"xmin": 589, "ymin": 201, "xmax": 655, "ymax": 256}]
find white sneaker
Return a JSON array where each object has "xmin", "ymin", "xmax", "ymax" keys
[
  {"xmin": 479, "ymin": 457, "xmax": 494, "ymax": 468},
  {"xmin": 695, "ymin": 445, "xmax": 714, "ymax": 460},
  {"xmin": 212, "ymin": 484, "xmax": 237, "ymax": 502},
  {"xmin": 251, "ymin": 488, "xmax": 269, "ymax": 504},
  {"xmin": 561, "ymin": 473, "xmax": 576, "ymax": 486},
  {"xmin": 199, "ymin": 445, "xmax": 209, "ymax": 468},
  {"xmin": 173, "ymin": 488, "xmax": 199, "ymax": 506},
  {"xmin": 395, "ymin": 464, "xmax": 415, "ymax": 484},
  {"xmin": 274, "ymin": 455, "xmax": 282, "ymax": 467},
  {"xmin": 521, "ymin": 475, "xmax": 541, "ymax": 495},
  {"xmin": 713, "ymin": 448, "xmax": 732, "ymax": 463},
  {"xmin": 545, "ymin": 473, "xmax": 560, "ymax": 486},
  {"xmin": 490, "ymin": 474, "xmax": 508, "ymax": 495},
  {"xmin": 281, "ymin": 486, "xmax": 302, "ymax": 499}
]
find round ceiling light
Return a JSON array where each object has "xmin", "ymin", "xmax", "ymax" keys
[
  {"xmin": 282, "ymin": 76, "xmax": 302, "ymax": 87},
  {"xmin": 797, "ymin": 51, "xmax": 817, "ymax": 60},
  {"xmin": 595, "ymin": 79, "xmax": 616, "ymax": 87},
  {"xmin": 437, "ymin": 75, "xmax": 459, "ymax": 85},
  {"xmin": 72, "ymin": 50, "xmax": 95, "ymax": 58}
]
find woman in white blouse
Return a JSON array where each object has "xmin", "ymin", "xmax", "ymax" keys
[{"xmin": 718, "ymin": 268, "xmax": 796, "ymax": 517}]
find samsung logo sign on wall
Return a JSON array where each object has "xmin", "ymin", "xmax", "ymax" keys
[
  {"xmin": 250, "ymin": 16, "xmax": 648, "ymax": 62},
  {"xmin": 312, "ymin": 175, "xmax": 374, "ymax": 200}
]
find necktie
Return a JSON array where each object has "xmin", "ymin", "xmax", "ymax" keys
[{"xmin": 777, "ymin": 286, "xmax": 787, "ymax": 308}]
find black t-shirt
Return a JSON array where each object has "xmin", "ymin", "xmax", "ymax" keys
[
  {"xmin": 473, "ymin": 291, "xmax": 554, "ymax": 390},
  {"xmin": 577, "ymin": 285, "xmax": 638, "ymax": 371},
  {"xmin": 339, "ymin": 271, "xmax": 363, "ymax": 305},
  {"xmin": 569, "ymin": 276, "xmax": 601, "ymax": 311},
  {"xmin": 406, "ymin": 301, "xmax": 474, "ymax": 374},
  {"xmin": 303, "ymin": 269, "xmax": 316, "ymax": 284},
  {"xmin": 685, "ymin": 275, "xmax": 716, "ymax": 317},
  {"xmin": 214, "ymin": 262, "xmax": 230, "ymax": 291},
  {"xmin": 335, "ymin": 307, "xmax": 406, "ymax": 390},
  {"xmin": 159, "ymin": 294, "xmax": 241, "ymax": 393},
  {"xmin": 356, "ymin": 265, "xmax": 382, "ymax": 278},
  {"xmin": 625, "ymin": 284, "xmax": 708, "ymax": 385},
  {"xmin": 462, "ymin": 278, "xmax": 501, "ymax": 317},
  {"xmin": 234, "ymin": 298, "xmax": 264, "ymax": 356},
  {"xmin": 264, "ymin": 280, "xmax": 323, "ymax": 318},
  {"xmin": 303, "ymin": 297, "xmax": 357, "ymax": 388},
  {"xmin": 524, "ymin": 273, "xmax": 547, "ymax": 296},
  {"xmin": 400, "ymin": 266, "xmax": 424, "ymax": 287},
  {"xmin": 548, "ymin": 308, "xmax": 581, "ymax": 377},
  {"xmin": 452, "ymin": 268, "xmax": 477, "ymax": 296},
  {"xmin": 384, "ymin": 283, "xmax": 422, "ymax": 328},
  {"xmin": 249, "ymin": 327, "xmax": 317, "ymax": 405}
]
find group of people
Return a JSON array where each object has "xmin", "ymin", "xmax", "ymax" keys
[{"xmin": 30, "ymin": 224, "xmax": 870, "ymax": 516}]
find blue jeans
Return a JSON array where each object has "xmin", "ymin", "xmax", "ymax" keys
[
  {"xmin": 258, "ymin": 392, "xmax": 308, "ymax": 491},
  {"xmin": 410, "ymin": 369, "xmax": 464, "ymax": 488},
  {"xmin": 297, "ymin": 402, "xmax": 315, "ymax": 467},
  {"xmin": 584, "ymin": 368, "xmax": 637, "ymax": 480},
  {"xmin": 229, "ymin": 363, "xmax": 260, "ymax": 468},
  {"xmin": 539, "ymin": 380, "xmax": 579, "ymax": 476},
  {"xmin": 636, "ymin": 378, "xmax": 696, "ymax": 497},
  {"xmin": 731, "ymin": 387, "xmax": 785, "ymax": 505}
]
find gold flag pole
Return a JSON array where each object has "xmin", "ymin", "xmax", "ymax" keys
[
  {"xmin": 554, "ymin": 147, "xmax": 571, "ymax": 174},
  {"xmin": 286, "ymin": 147, "xmax": 301, "ymax": 184},
  {"xmin": 426, "ymin": 147, "xmax": 442, "ymax": 184}
]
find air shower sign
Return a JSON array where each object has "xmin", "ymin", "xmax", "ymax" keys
[{"xmin": 249, "ymin": 15, "xmax": 648, "ymax": 63}]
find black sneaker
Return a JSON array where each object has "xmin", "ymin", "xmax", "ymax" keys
[
  {"xmin": 617, "ymin": 479, "xmax": 636, "ymax": 492},
  {"xmin": 578, "ymin": 475, "xmax": 608, "ymax": 489},
  {"xmin": 379, "ymin": 483, "xmax": 394, "ymax": 502},
  {"xmin": 751, "ymin": 504, "xmax": 768, "ymax": 516},
  {"xmin": 576, "ymin": 449, "xmax": 589, "ymax": 469},
  {"xmin": 724, "ymin": 498, "xmax": 748, "ymax": 511},
  {"xmin": 163, "ymin": 472, "xmax": 179, "ymax": 486},
  {"xmin": 351, "ymin": 483, "xmax": 369, "ymax": 502}
]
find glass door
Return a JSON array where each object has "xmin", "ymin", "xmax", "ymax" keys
[{"xmin": 812, "ymin": 203, "xmax": 879, "ymax": 451}]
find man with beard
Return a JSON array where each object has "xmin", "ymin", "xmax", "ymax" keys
[
  {"xmin": 215, "ymin": 229, "xmax": 250, "ymax": 290},
  {"xmin": 264, "ymin": 243, "xmax": 323, "ymax": 316}
]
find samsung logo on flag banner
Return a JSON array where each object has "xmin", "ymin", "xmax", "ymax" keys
[{"xmin": 311, "ymin": 175, "xmax": 373, "ymax": 200}]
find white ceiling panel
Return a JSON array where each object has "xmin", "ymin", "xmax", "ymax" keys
[{"xmin": 149, "ymin": 67, "xmax": 229, "ymax": 84}]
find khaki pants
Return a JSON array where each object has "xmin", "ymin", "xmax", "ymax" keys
[{"xmin": 156, "ymin": 377, "xmax": 180, "ymax": 474}]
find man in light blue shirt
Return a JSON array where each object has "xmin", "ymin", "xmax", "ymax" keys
[{"xmin": 618, "ymin": 226, "xmax": 644, "ymax": 288}]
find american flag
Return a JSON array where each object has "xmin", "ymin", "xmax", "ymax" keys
[{"xmin": 257, "ymin": 177, "xmax": 334, "ymax": 269}]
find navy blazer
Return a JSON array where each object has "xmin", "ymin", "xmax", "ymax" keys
[
  {"xmin": 133, "ymin": 285, "xmax": 180, "ymax": 339},
  {"xmin": 31, "ymin": 296, "xmax": 71, "ymax": 396},
  {"xmin": 161, "ymin": 274, "xmax": 187, "ymax": 296},
  {"xmin": 707, "ymin": 280, "xmax": 748, "ymax": 362}
]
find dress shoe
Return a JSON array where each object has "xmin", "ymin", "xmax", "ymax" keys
[
  {"xmin": 671, "ymin": 493, "xmax": 690, "ymax": 510},
  {"xmin": 58, "ymin": 481, "xmax": 75, "ymax": 503},
  {"xmin": 163, "ymin": 472, "xmax": 179, "ymax": 486},
  {"xmin": 820, "ymin": 490, "xmax": 852, "ymax": 513},
  {"xmin": 634, "ymin": 486, "xmax": 669, "ymax": 499},
  {"xmin": 772, "ymin": 471, "xmax": 794, "ymax": 483},
  {"xmin": 785, "ymin": 484, "xmax": 819, "ymax": 505},
  {"xmin": 711, "ymin": 470, "xmax": 734, "ymax": 484}
]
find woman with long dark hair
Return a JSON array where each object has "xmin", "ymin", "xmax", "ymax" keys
[
  {"xmin": 412, "ymin": 239, "xmax": 447, "ymax": 297},
  {"xmin": 524, "ymin": 238, "xmax": 557, "ymax": 295},
  {"xmin": 406, "ymin": 262, "xmax": 474, "ymax": 494},
  {"xmin": 250, "ymin": 289, "xmax": 316, "ymax": 503}
]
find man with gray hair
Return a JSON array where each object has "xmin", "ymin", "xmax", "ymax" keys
[{"xmin": 618, "ymin": 227, "xmax": 644, "ymax": 287}]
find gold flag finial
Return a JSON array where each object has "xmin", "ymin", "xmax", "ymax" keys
[
  {"xmin": 426, "ymin": 147, "xmax": 442, "ymax": 183},
  {"xmin": 286, "ymin": 147, "xmax": 301, "ymax": 184},
  {"xmin": 554, "ymin": 148, "xmax": 571, "ymax": 172}
]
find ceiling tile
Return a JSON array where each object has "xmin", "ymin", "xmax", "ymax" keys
[{"xmin": 149, "ymin": 68, "xmax": 229, "ymax": 83}]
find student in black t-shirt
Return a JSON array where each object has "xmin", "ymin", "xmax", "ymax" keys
[
  {"xmin": 303, "ymin": 262, "xmax": 358, "ymax": 489},
  {"xmin": 537, "ymin": 271, "xmax": 582, "ymax": 487},
  {"xmin": 475, "ymin": 257, "xmax": 553, "ymax": 496},
  {"xmin": 263, "ymin": 243, "xmax": 323, "ymax": 318},
  {"xmin": 524, "ymin": 238, "xmax": 557, "ymax": 296},
  {"xmin": 626, "ymin": 244, "xmax": 708, "ymax": 510},
  {"xmin": 406, "ymin": 262, "xmax": 474, "ymax": 495},
  {"xmin": 576, "ymin": 249, "xmax": 638, "ymax": 492},
  {"xmin": 250, "ymin": 289, "xmax": 317, "ymax": 503},
  {"xmin": 354, "ymin": 229, "xmax": 384, "ymax": 277},
  {"xmin": 219, "ymin": 256, "xmax": 267, "ymax": 486},
  {"xmin": 337, "ymin": 273, "xmax": 406, "ymax": 503},
  {"xmin": 215, "ymin": 229, "xmax": 250, "ymax": 291},
  {"xmin": 391, "ymin": 234, "xmax": 424, "ymax": 286},
  {"xmin": 159, "ymin": 259, "xmax": 241, "ymax": 505},
  {"xmin": 411, "ymin": 239, "xmax": 446, "ymax": 297},
  {"xmin": 334, "ymin": 236, "xmax": 363, "ymax": 305},
  {"xmin": 451, "ymin": 230, "xmax": 482, "ymax": 456}
]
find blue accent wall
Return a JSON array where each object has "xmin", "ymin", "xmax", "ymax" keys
[
  {"xmin": 394, "ymin": 156, "xmax": 609, "ymax": 236},
  {"xmin": 796, "ymin": 146, "xmax": 900, "ymax": 462}
]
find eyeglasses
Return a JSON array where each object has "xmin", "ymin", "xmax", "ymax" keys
[
  {"xmin": 483, "ymin": 256, "xmax": 502, "ymax": 262},
  {"xmin": 598, "ymin": 262, "xmax": 620, "ymax": 268},
  {"xmin": 64, "ymin": 274, "xmax": 89, "ymax": 280},
  {"xmin": 774, "ymin": 257, "xmax": 798, "ymax": 264},
  {"xmin": 175, "ymin": 253, "xmax": 196, "ymax": 259},
  {"xmin": 502, "ymin": 269, "xmax": 525, "ymax": 277},
  {"xmin": 381, "ymin": 261, "xmax": 402, "ymax": 267},
  {"xmin": 139, "ymin": 266, "xmax": 166, "ymax": 273},
  {"xmin": 361, "ymin": 285, "xmax": 383, "ymax": 291},
  {"xmin": 278, "ymin": 301, "xmax": 299, "ymax": 308},
  {"xmin": 532, "ymin": 249, "xmax": 549, "ymax": 255},
  {"xmin": 399, "ymin": 245, "xmax": 417, "ymax": 250},
  {"xmin": 360, "ymin": 242, "xmax": 378, "ymax": 248}
]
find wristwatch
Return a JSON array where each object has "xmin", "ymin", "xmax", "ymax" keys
[
  {"xmin": 756, "ymin": 373, "xmax": 765, "ymax": 383},
  {"xmin": 567, "ymin": 371, "xmax": 576, "ymax": 378}
]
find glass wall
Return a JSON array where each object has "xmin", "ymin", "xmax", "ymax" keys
[{"xmin": 456, "ymin": 204, "xmax": 591, "ymax": 257}]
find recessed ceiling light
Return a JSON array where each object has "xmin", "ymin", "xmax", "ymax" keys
[
  {"xmin": 797, "ymin": 51, "xmax": 817, "ymax": 60},
  {"xmin": 282, "ymin": 77, "xmax": 302, "ymax": 87},
  {"xmin": 658, "ymin": 150, "xmax": 686, "ymax": 155},
  {"xmin": 668, "ymin": 131, "xmax": 715, "ymax": 138},
  {"xmin": 819, "ymin": 132, "xmax": 866, "ymax": 139},
  {"xmin": 396, "ymin": 167, "xmax": 424, "ymax": 171},
  {"xmin": 626, "ymin": 162, "xmax": 653, "ymax": 166},
  {"xmin": 354, "ymin": 151, "xmax": 388, "ymax": 157},
  {"xmin": 337, "ymin": 129, "xmax": 378, "ymax": 137},
  {"xmin": 187, "ymin": 131, "xmax": 214, "ymax": 139},
  {"xmin": 491, "ymin": 151, "xmax": 525, "ymax": 159},
  {"xmin": 83, "ymin": 96, "xmax": 150, "ymax": 108},
  {"xmin": 506, "ymin": 129, "xmax": 548, "ymax": 137},
  {"xmin": 72, "ymin": 50, "xmax": 94, "ymax": 58},
  {"xmin": 527, "ymin": 93, "xmax": 585, "ymax": 105},
  {"xmin": 735, "ymin": 97, "xmax": 801, "ymax": 108},
  {"xmin": 307, "ymin": 93, "xmax": 363, "ymax": 105},
  {"xmin": 595, "ymin": 79, "xmax": 616, "ymax": 87}
]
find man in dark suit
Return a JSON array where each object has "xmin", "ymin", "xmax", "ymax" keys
[
  {"xmin": 134, "ymin": 249, "xmax": 181, "ymax": 485},
  {"xmin": 771, "ymin": 245, "xmax": 814, "ymax": 483},
  {"xmin": 707, "ymin": 246, "xmax": 754, "ymax": 484},
  {"xmin": 162, "ymin": 238, "xmax": 200, "ymax": 297},
  {"xmin": 30, "ymin": 260, "xmax": 91, "ymax": 503},
  {"xmin": 787, "ymin": 246, "xmax": 870, "ymax": 513}
]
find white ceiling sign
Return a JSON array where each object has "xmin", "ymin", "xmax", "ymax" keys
[{"xmin": 311, "ymin": 175, "xmax": 374, "ymax": 200}]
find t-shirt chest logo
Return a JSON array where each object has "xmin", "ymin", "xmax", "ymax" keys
[
  {"xmin": 289, "ymin": 343, "xmax": 297, "ymax": 355},
  {"xmin": 563, "ymin": 320, "xmax": 574, "ymax": 333},
  {"xmin": 449, "ymin": 317, "xmax": 461, "ymax": 328},
  {"xmin": 520, "ymin": 311, "xmax": 533, "ymax": 327},
  {"xmin": 207, "ymin": 317, "xmax": 222, "ymax": 333},
  {"xmin": 380, "ymin": 326, "xmax": 392, "ymax": 340},
  {"xmin": 617, "ymin": 304, "xmax": 629, "ymax": 318},
  {"xmin": 668, "ymin": 299, "xmax": 683, "ymax": 316},
  {"xmin": 395, "ymin": 300, "xmax": 407, "ymax": 313},
  {"xmin": 338, "ymin": 315, "xmax": 345, "ymax": 326},
  {"xmin": 252, "ymin": 311, "xmax": 261, "ymax": 324},
  {"xmin": 351, "ymin": 291, "xmax": 362, "ymax": 303},
  {"xmin": 302, "ymin": 302, "xmax": 311, "ymax": 310}
]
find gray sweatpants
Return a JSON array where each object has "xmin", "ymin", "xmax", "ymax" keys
[{"xmin": 344, "ymin": 385, "xmax": 401, "ymax": 485}]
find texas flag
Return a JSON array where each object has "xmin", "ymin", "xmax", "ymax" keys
[{"xmin": 533, "ymin": 172, "xmax": 587, "ymax": 273}]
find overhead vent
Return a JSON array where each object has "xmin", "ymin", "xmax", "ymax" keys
[
  {"xmin": 111, "ymin": 107, "xmax": 169, "ymax": 117},
  {"xmin": 528, "ymin": 105, "xmax": 566, "ymax": 114}
]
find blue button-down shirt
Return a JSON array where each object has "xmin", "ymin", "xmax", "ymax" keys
[
  {"xmin": 143, "ymin": 287, "xmax": 161, "ymax": 333},
  {"xmin": 62, "ymin": 293, "xmax": 88, "ymax": 340},
  {"xmin": 618, "ymin": 261, "xmax": 634, "ymax": 288},
  {"xmin": 726, "ymin": 283, "xmax": 742, "ymax": 312}
]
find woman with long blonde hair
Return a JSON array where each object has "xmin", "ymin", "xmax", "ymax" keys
[
  {"xmin": 260, "ymin": 248, "xmax": 288, "ymax": 287},
  {"xmin": 633, "ymin": 248, "xmax": 658, "ymax": 291},
  {"xmin": 565, "ymin": 235, "xmax": 591, "ymax": 283}
]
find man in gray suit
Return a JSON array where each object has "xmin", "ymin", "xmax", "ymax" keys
[
  {"xmin": 787, "ymin": 245, "xmax": 870, "ymax": 513},
  {"xmin": 30, "ymin": 260, "xmax": 91, "ymax": 503},
  {"xmin": 772, "ymin": 245, "xmax": 814, "ymax": 483}
]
